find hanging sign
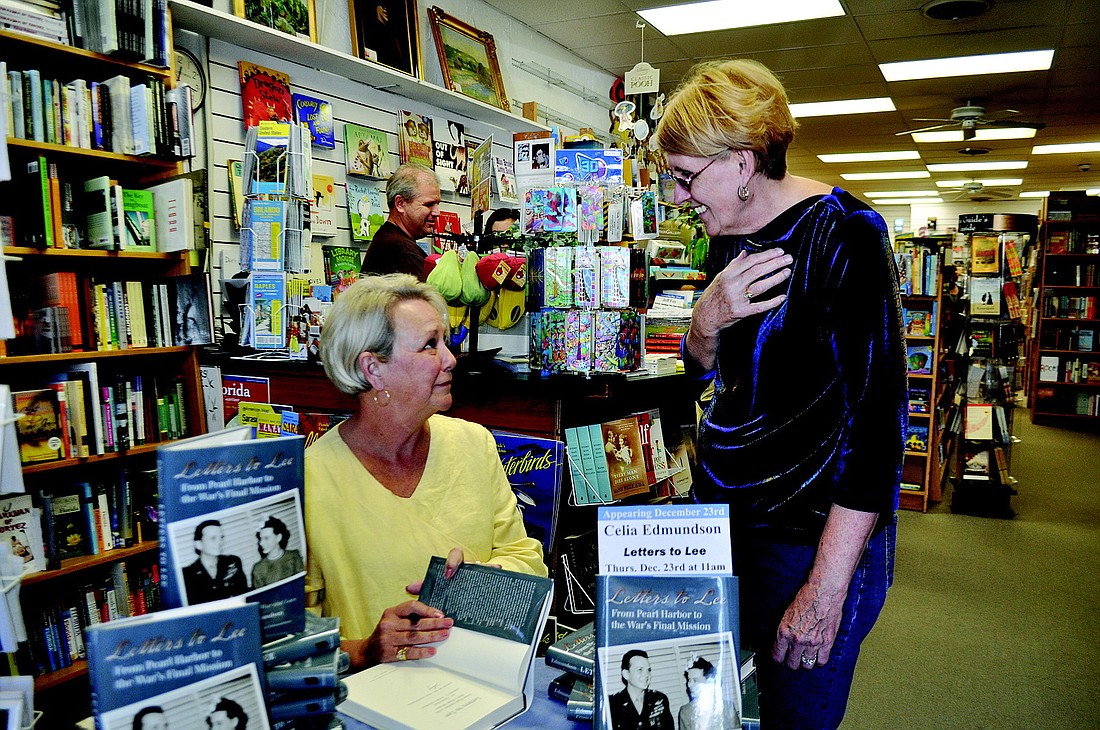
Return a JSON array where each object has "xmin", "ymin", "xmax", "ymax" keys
[{"xmin": 624, "ymin": 62, "xmax": 660, "ymax": 95}]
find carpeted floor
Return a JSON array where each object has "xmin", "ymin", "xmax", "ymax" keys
[{"xmin": 844, "ymin": 412, "xmax": 1100, "ymax": 728}]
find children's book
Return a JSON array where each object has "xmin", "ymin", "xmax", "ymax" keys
[
  {"xmin": 397, "ymin": 110, "xmax": 434, "ymax": 168},
  {"xmin": 493, "ymin": 155, "xmax": 517, "ymax": 203},
  {"xmin": 491, "ymin": 430, "xmax": 564, "ymax": 558},
  {"xmin": 346, "ymin": 179, "xmax": 386, "ymax": 242},
  {"xmin": 433, "ymin": 119, "xmax": 466, "ymax": 193},
  {"xmin": 595, "ymin": 574, "xmax": 741, "ymax": 730},
  {"xmin": 86, "ymin": 599, "xmax": 268, "ymax": 730},
  {"xmin": 322, "ymin": 246, "xmax": 362, "ymax": 298},
  {"xmin": 343, "ymin": 123, "xmax": 390, "ymax": 179},
  {"xmin": 238, "ymin": 61, "xmax": 292, "ymax": 128},
  {"xmin": 120, "ymin": 188, "xmax": 156, "ymax": 252},
  {"xmin": 292, "ymin": 93, "xmax": 334, "ymax": 148},
  {"xmin": 905, "ymin": 424, "xmax": 929, "ymax": 452},
  {"xmin": 310, "ymin": 174, "xmax": 337, "ymax": 237},
  {"xmin": 906, "ymin": 345, "xmax": 933, "ymax": 374},
  {"xmin": 157, "ymin": 427, "xmax": 306, "ymax": 641},
  {"xmin": 0, "ymin": 495, "xmax": 45, "ymax": 573},
  {"xmin": 340, "ymin": 557, "xmax": 553, "ymax": 730}
]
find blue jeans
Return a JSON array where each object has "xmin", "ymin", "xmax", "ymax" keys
[{"xmin": 734, "ymin": 517, "xmax": 896, "ymax": 729}]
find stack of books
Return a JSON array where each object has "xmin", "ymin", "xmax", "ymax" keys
[
  {"xmin": 545, "ymin": 622, "xmax": 596, "ymax": 721},
  {"xmin": 264, "ymin": 614, "xmax": 347, "ymax": 727}
]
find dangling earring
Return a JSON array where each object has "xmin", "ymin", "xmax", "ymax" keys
[
  {"xmin": 372, "ymin": 389, "xmax": 391, "ymax": 407},
  {"xmin": 737, "ymin": 185, "xmax": 750, "ymax": 201}
]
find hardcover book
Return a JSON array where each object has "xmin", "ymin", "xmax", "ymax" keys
[
  {"xmin": 322, "ymin": 246, "xmax": 362, "ymax": 297},
  {"xmin": 238, "ymin": 61, "xmax": 293, "ymax": 129},
  {"xmin": 292, "ymin": 93, "xmax": 334, "ymax": 148},
  {"xmin": 310, "ymin": 174, "xmax": 337, "ymax": 237},
  {"xmin": 970, "ymin": 234, "xmax": 1000, "ymax": 274},
  {"xmin": 491, "ymin": 430, "xmax": 564, "ymax": 558},
  {"xmin": 969, "ymin": 277, "xmax": 1003, "ymax": 316},
  {"xmin": 86, "ymin": 599, "xmax": 268, "ymax": 730},
  {"xmin": 595, "ymin": 574, "xmax": 742, "ymax": 730},
  {"xmin": 545, "ymin": 622, "xmax": 595, "ymax": 679},
  {"xmin": 599, "ymin": 417, "xmax": 651, "ymax": 500},
  {"xmin": 432, "ymin": 119, "xmax": 466, "ymax": 193},
  {"xmin": 397, "ymin": 110, "xmax": 434, "ymax": 169},
  {"xmin": 343, "ymin": 123, "xmax": 390, "ymax": 179},
  {"xmin": 345, "ymin": 179, "xmax": 386, "ymax": 242},
  {"xmin": 339, "ymin": 556, "xmax": 553, "ymax": 730},
  {"xmin": 906, "ymin": 345, "xmax": 933, "ymax": 375},
  {"xmin": 157, "ymin": 427, "xmax": 306, "ymax": 641},
  {"xmin": 121, "ymin": 188, "xmax": 156, "ymax": 252}
]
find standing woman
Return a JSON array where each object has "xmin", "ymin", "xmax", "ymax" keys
[
  {"xmin": 655, "ymin": 59, "xmax": 907, "ymax": 729},
  {"xmin": 304, "ymin": 274, "xmax": 545, "ymax": 670}
]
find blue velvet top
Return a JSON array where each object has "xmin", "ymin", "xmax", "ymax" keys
[{"xmin": 687, "ymin": 187, "xmax": 907, "ymax": 542}]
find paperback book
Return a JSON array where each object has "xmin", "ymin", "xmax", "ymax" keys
[
  {"xmin": 491, "ymin": 430, "xmax": 564, "ymax": 558},
  {"xmin": 397, "ymin": 110, "xmax": 434, "ymax": 168},
  {"xmin": 292, "ymin": 93, "xmax": 334, "ymax": 149},
  {"xmin": 86, "ymin": 599, "xmax": 268, "ymax": 730},
  {"xmin": 121, "ymin": 189, "xmax": 156, "ymax": 252},
  {"xmin": 0, "ymin": 494, "xmax": 45, "ymax": 573},
  {"xmin": 595, "ymin": 574, "xmax": 742, "ymax": 730},
  {"xmin": 157, "ymin": 427, "xmax": 306, "ymax": 641},
  {"xmin": 432, "ymin": 119, "xmax": 467, "ymax": 193},
  {"xmin": 599, "ymin": 416, "xmax": 651, "ymax": 500},
  {"xmin": 340, "ymin": 557, "xmax": 554, "ymax": 730},
  {"xmin": 246, "ymin": 272, "xmax": 288, "ymax": 351},
  {"xmin": 12, "ymin": 387, "xmax": 64, "ymax": 464},
  {"xmin": 310, "ymin": 174, "xmax": 337, "ymax": 237}
]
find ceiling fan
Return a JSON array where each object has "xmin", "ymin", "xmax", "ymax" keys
[
  {"xmin": 941, "ymin": 181, "xmax": 1016, "ymax": 202},
  {"xmin": 897, "ymin": 104, "xmax": 1046, "ymax": 140}
]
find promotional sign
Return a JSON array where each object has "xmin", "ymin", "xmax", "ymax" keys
[{"xmin": 596, "ymin": 504, "xmax": 732, "ymax": 575}]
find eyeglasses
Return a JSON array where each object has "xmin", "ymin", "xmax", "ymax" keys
[{"xmin": 670, "ymin": 156, "xmax": 721, "ymax": 194}]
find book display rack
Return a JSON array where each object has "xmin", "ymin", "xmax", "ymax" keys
[
  {"xmin": 1029, "ymin": 192, "xmax": 1100, "ymax": 423},
  {"xmin": 0, "ymin": 28, "xmax": 207, "ymax": 716}
]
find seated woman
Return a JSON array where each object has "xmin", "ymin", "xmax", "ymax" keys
[{"xmin": 305, "ymin": 274, "xmax": 546, "ymax": 670}]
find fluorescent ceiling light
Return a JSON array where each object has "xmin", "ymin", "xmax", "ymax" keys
[
  {"xmin": 879, "ymin": 50, "xmax": 1054, "ymax": 82},
  {"xmin": 865, "ymin": 190, "xmax": 939, "ymax": 197},
  {"xmin": 927, "ymin": 161, "xmax": 1027, "ymax": 172},
  {"xmin": 935, "ymin": 178, "xmax": 1023, "ymax": 187},
  {"xmin": 868, "ymin": 197, "xmax": 943, "ymax": 205},
  {"xmin": 1019, "ymin": 191, "xmax": 1050, "ymax": 198},
  {"xmin": 637, "ymin": 0, "xmax": 843, "ymax": 36},
  {"xmin": 1032, "ymin": 142, "xmax": 1100, "ymax": 154},
  {"xmin": 1088, "ymin": 188, "xmax": 1100, "ymax": 196},
  {"xmin": 841, "ymin": 171, "xmax": 931, "ymax": 180},
  {"xmin": 791, "ymin": 97, "xmax": 895, "ymax": 118},
  {"xmin": 911, "ymin": 128, "xmax": 1037, "ymax": 143},
  {"xmin": 818, "ymin": 151, "xmax": 920, "ymax": 163}
]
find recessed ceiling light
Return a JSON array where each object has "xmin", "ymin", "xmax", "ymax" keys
[
  {"xmin": 818, "ymin": 151, "xmax": 920, "ymax": 163},
  {"xmin": 927, "ymin": 161, "xmax": 1028, "ymax": 172},
  {"xmin": 790, "ymin": 97, "xmax": 895, "ymax": 118},
  {"xmin": 637, "ymin": 0, "xmax": 844, "ymax": 35},
  {"xmin": 935, "ymin": 178, "xmax": 1023, "ymax": 187},
  {"xmin": 1019, "ymin": 191, "xmax": 1050, "ymax": 197},
  {"xmin": 879, "ymin": 49, "xmax": 1054, "ymax": 82},
  {"xmin": 840, "ymin": 171, "xmax": 931, "ymax": 180},
  {"xmin": 921, "ymin": 0, "xmax": 991, "ymax": 21},
  {"xmin": 865, "ymin": 190, "xmax": 940, "ymax": 197},
  {"xmin": 867, "ymin": 197, "xmax": 944, "ymax": 205},
  {"xmin": 911, "ymin": 128, "xmax": 1038, "ymax": 143},
  {"xmin": 1032, "ymin": 143, "xmax": 1100, "ymax": 154}
]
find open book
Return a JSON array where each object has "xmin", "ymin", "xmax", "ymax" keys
[{"xmin": 339, "ymin": 556, "xmax": 553, "ymax": 730}]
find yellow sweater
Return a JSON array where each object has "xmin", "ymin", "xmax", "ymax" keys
[{"xmin": 304, "ymin": 414, "xmax": 546, "ymax": 640}]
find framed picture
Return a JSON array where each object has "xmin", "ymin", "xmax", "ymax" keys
[
  {"xmin": 349, "ymin": 0, "xmax": 422, "ymax": 78},
  {"xmin": 427, "ymin": 6, "xmax": 509, "ymax": 111},
  {"xmin": 233, "ymin": 0, "xmax": 317, "ymax": 43}
]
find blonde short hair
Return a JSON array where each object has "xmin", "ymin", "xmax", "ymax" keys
[
  {"xmin": 655, "ymin": 59, "xmax": 798, "ymax": 180},
  {"xmin": 386, "ymin": 163, "xmax": 439, "ymax": 210},
  {"xmin": 320, "ymin": 274, "xmax": 448, "ymax": 395}
]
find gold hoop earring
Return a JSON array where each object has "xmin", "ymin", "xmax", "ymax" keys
[
  {"xmin": 372, "ymin": 389, "xmax": 391, "ymax": 407},
  {"xmin": 737, "ymin": 185, "xmax": 750, "ymax": 201}
]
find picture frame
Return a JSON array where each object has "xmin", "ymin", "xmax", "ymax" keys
[
  {"xmin": 349, "ymin": 0, "xmax": 422, "ymax": 78},
  {"xmin": 233, "ymin": 0, "xmax": 317, "ymax": 43},
  {"xmin": 427, "ymin": 6, "xmax": 509, "ymax": 111}
]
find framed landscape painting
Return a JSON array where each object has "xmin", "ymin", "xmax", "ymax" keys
[
  {"xmin": 234, "ymin": 0, "xmax": 317, "ymax": 42},
  {"xmin": 349, "ymin": 0, "xmax": 422, "ymax": 78},
  {"xmin": 427, "ymin": 6, "xmax": 509, "ymax": 111}
]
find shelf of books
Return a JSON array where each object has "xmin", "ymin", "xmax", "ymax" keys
[
  {"xmin": 1029, "ymin": 192, "xmax": 1100, "ymax": 422},
  {"xmin": 895, "ymin": 235, "xmax": 950, "ymax": 512},
  {"xmin": 0, "ymin": 8, "xmax": 211, "ymax": 702}
]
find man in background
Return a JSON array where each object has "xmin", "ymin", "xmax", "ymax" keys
[{"xmin": 361, "ymin": 164, "xmax": 441, "ymax": 280}]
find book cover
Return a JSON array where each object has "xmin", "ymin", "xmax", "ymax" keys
[
  {"xmin": 599, "ymin": 417, "xmax": 651, "ymax": 500},
  {"xmin": 227, "ymin": 160, "xmax": 245, "ymax": 229},
  {"xmin": 965, "ymin": 404, "xmax": 995, "ymax": 441},
  {"xmin": 86, "ymin": 599, "xmax": 268, "ymax": 730},
  {"xmin": 493, "ymin": 155, "xmax": 517, "ymax": 203},
  {"xmin": 343, "ymin": 123, "xmax": 390, "ymax": 179},
  {"xmin": 970, "ymin": 234, "xmax": 1000, "ymax": 274},
  {"xmin": 907, "ymin": 387, "xmax": 931, "ymax": 414},
  {"xmin": 1038, "ymin": 356, "xmax": 1059, "ymax": 383},
  {"xmin": 906, "ymin": 345, "xmax": 933, "ymax": 375},
  {"xmin": 340, "ymin": 556, "xmax": 553, "ymax": 730},
  {"xmin": 322, "ymin": 246, "xmax": 362, "ymax": 297},
  {"xmin": 144, "ymin": 177, "xmax": 194, "ymax": 253},
  {"xmin": 221, "ymin": 374, "xmax": 271, "ymax": 425},
  {"xmin": 397, "ymin": 110, "xmax": 433, "ymax": 168},
  {"xmin": 905, "ymin": 424, "xmax": 929, "ymax": 452},
  {"xmin": 0, "ymin": 495, "xmax": 45, "ymax": 573},
  {"xmin": 432, "ymin": 119, "xmax": 466, "ymax": 193},
  {"xmin": 310, "ymin": 174, "xmax": 337, "ymax": 237},
  {"xmin": 491, "ymin": 430, "xmax": 564, "ymax": 558},
  {"xmin": 585, "ymin": 424, "xmax": 615, "ymax": 504},
  {"xmin": 157, "ymin": 427, "xmax": 306, "ymax": 641},
  {"xmin": 564, "ymin": 427, "xmax": 596, "ymax": 506},
  {"xmin": 595, "ymin": 574, "xmax": 741, "ymax": 730},
  {"xmin": 45, "ymin": 487, "xmax": 88, "ymax": 561},
  {"xmin": 169, "ymin": 272, "xmax": 215, "ymax": 346},
  {"xmin": 238, "ymin": 61, "xmax": 292, "ymax": 129},
  {"xmin": 248, "ymin": 272, "xmax": 287, "ymax": 350},
  {"xmin": 12, "ymin": 387, "xmax": 64, "ymax": 464},
  {"xmin": 121, "ymin": 188, "xmax": 156, "ymax": 252},
  {"xmin": 292, "ymin": 93, "xmax": 334, "ymax": 149},
  {"xmin": 248, "ymin": 121, "xmax": 292, "ymax": 196},
  {"xmin": 242, "ymin": 198, "xmax": 286, "ymax": 271},
  {"xmin": 345, "ymin": 178, "xmax": 386, "ymax": 242},
  {"xmin": 969, "ymin": 277, "xmax": 1002, "ymax": 316}
]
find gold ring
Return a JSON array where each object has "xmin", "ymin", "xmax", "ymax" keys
[{"xmin": 396, "ymin": 646, "xmax": 408, "ymax": 661}]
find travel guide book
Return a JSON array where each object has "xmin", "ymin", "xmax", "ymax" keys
[
  {"xmin": 339, "ymin": 556, "xmax": 554, "ymax": 730},
  {"xmin": 87, "ymin": 599, "xmax": 268, "ymax": 730},
  {"xmin": 594, "ymin": 574, "xmax": 742, "ymax": 730},
  {"xmin": 157, "ymin": 427, "xmax": 306, "ymax": 641}
]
